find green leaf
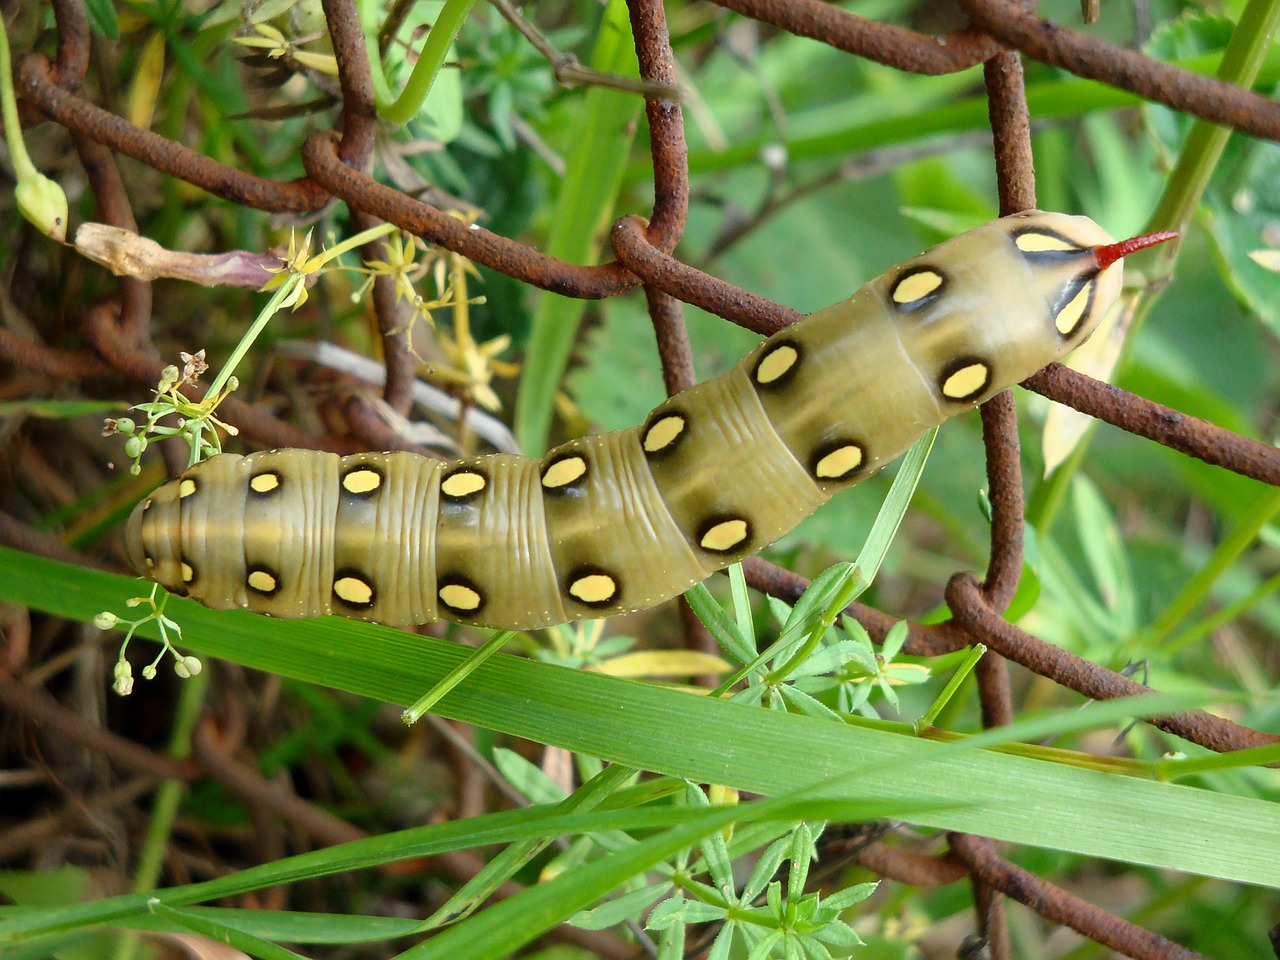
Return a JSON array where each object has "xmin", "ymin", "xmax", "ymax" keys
[
  {"xmin": 514, "ymin": 0, "xmax": 645, "ymax": 453},
  {"xmin": 84, "ymin": 0, "xmax": 121, "ymax": 39},
  {"xmin": 4, "ymin": 547, "xmax": 1280, "ymax": 891}
]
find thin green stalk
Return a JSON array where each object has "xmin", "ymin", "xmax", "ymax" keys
[
  {"xmin": 1147, "ymin": 0, "xmax": 1280, "ymax": 262},
  {"xmin": 1158, "ymin": 741, "xmax": 1280, "ymax": 781},
  {"xmin": 204, "ymin": 222, "xmax": 395, "ymax": 399},
  {"xmin": 0, "ymin": 18, "xmax": 37, "ymax": 183},
  {"xmin": 1163, "ymin": 569, "xmax": 1280, "ymax": 656},
  {"xmin": 418, "ymin": 763, "xmax": 635, "ymax": 930},
  {"xmin": 1132, "ymin": 488, "xmax": 1280, "ymax": 653},
  {"xmin": 0, "ymin": 16, "xmax": 69, "ymax": 240},
  {"xmin": 402, "ymin": 630, "xmax": 516, "ymax": 724},
  {"xmin": 366, "ymin": 0, "xmax": 478, "ymax": 125},
  {"xmin": 914, "ymin": 645, "xmax": 986, "ymax": 735},
  {"xmin": 203, "ymin": 280, "xmax": 296, "ymax": 399},
  {"xmin": 112, "ymin": 666, "xmax": 209, "ymax": 960}
]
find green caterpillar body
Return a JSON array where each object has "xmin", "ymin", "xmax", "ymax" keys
[{"xmin": 126, "ymin": 211, "xmax": 1127, "ymax": 629}]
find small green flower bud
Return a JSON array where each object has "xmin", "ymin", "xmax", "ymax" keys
[
  {"xmin": 142, "ymin": 664, "xmax": 157, "ymax": 680},
  {"xmin": 94, "ymin": 611, "xmax": 119, "ymax": 630},
  {"xmin": 115, "ymin": 417, "xmax": 136, "ymax": 435},
  {"xmin": 174, "ymin": 655, "xmax": 202, "ymax": 679},
  {"xmin": 15, "ymin": 172, "xmax": 69, "ymax": 242},
  {"xmin": 123, "ymin": 436, "xmax": 146, "ymax": 459},
  {"xmin": 113, "ymin": 674, "xmax": 134, "ymax": 696}
]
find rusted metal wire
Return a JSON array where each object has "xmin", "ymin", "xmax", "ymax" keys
[
  {"xmin": 977, "ymin": 49, "xmax": 1035, "ymax": 612},
  {"xmin": 847, "ymin": 841, "xmax": 969, "ymax": 887},
  {"xmin": 69, "ymin": 133, "xmax": 153, "ymax": 342},
  {"xmin": 1025, "ymin": 363, "xmax": 1280, "ymax": 485},
  {"xmin": 960, "ymin": 0, "xmax": 1280, "ymax": 142},
  {"xmin": 947, "ymin": 571, "xmax": 1280, "ymax": 752},
  {"xmin": 645, "ymin": 285, "xmax": 697, "ymax": 396},
  {"xmin": 49, "ymin": 0, "xmax": 89, "ymax": 90},
  {"xmin": 611, "ymin": 214, "xmax": 799, "ymax": 334},
  {"xmin": 983, "ymin": 52, "xmax": 1036, "ymax": 216},
  {"xmin": 0, "ymin": 511, "xmax": 110, "ymax": 570},
  {"xmin": 303, "ymin": 131, "xmax": 639, "ymax": 296},
  {"xmin": 350, "ymin": 207, "xmax": 416, "ymax": 416},
  {"xmin": 17, "ymin": 55, "xmax": 347, "ymax": 214},
  {"xmin": 709, "ymin": 0, "xmax": 1004, "ymax": 75},
  {"xmin": 969, "ymin": 53, "xmax": 1032, "ymax": 957},
  {"xmin": 976, "ymin": 392, "xmax": 1025, "ymax": 611},
  {"xmin": 0, "ymin": 328, "xmax": 104, "ymax": 378},
  {"xmin": 971, "ymin": 860, "xmax": 1011, "ymax": 960},
  {"xmin": 0, "ymin": 673, "xmax": 193, "ymax": 779},
  {"xmin": 950, "ymin": 833, "xmax": 1207, "ymax": 960},
  {"xmin": 321, "ymin": 0, "xmax": 381, "ymax": 170}
]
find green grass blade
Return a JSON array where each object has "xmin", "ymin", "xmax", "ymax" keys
[
  {"xmin": 513, "ymin": 0, "xmax": 645, "ymax": 454},
  {"xmin": 4, "ymin": 546, "xmax": 1280, "ymax": 889}
]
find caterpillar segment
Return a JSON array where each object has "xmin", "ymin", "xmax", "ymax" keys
[{"xmin": 124, "ymin": 211, "xmax": 1174, "ymax": 629}]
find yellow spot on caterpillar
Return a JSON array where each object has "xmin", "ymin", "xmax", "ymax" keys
[
  {"xmin": 342, "ymin": 468, "xmax": 382, "ymax": 494},
  {"xmin": 1055, "ymin": 282, "xmax": 1093, "ymax": 336},
  {"xmin": 178, "ymin": 479, "xmax": 197, "ymax": 498},
  {"xmin": 334, "ymin": 576, "xmax": 374, "ymax": 605},
  {"xmin": 755, "ymin": 344, "xmax": 798, "ymax": 384},
  {"xmin": 942, "ymin": 363, "xmax": 990, "ymax": 400},
  {"xmin": 180, "ymin": 562, "xmax": 194, "ymax": 583},
  {"xmin": 542, "ymin": 455, "xmax": 586, "ymax": 488},
  {"xmin": 569, "ymin": 574, "xmax": 617, "ymax": 604},
  {"xmin": 542, "ymin": 456, "xmax": 587, "ymax": 489},
  {"xmin": 439, "ymin": 582, "xmax": 482, "ymax": 611},
  {"xmin": 142, "ymin": 499, "xmax": 152, "ymax": 511},
  {"xmin": 1016, "ymin": 232, "xmax": 1076, "ymax": 253},
  {"xmin": 250, "ymin": 472, "xmax": 280, "ymax": 493},
  {"xmin": 891, "ymin": 269, "xmax": 943, "ymax": 305},
  {"xmin": 247, "ymin": 569, "xmax": 277, "ymax": 593},
  {"xmin": 643, "ymin": 415, "xmax": 685, "ymax": 453},
  {"xmin": 144, "ymin": 556, "xmax": 154, "ymax": 568},
  {"xmin": 815, "ymin": 445, "xmax": 863, "ymax": 479},
  {"xmin": 700, "ymin": 519, "xmax": 749, "ymax": 552},
  {"xmin": 441, "ymin": 470, "xmax": 486, "ymax": 498}
]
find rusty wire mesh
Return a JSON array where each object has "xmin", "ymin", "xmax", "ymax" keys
[{"xmin": 1, "ymin": 0, "xmax": 1279, "ymax": 957}]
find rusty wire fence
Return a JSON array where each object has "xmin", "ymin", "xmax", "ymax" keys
[{"xmin": 1, "ymin": 0, "xmax": 1279, "ymax": 957}]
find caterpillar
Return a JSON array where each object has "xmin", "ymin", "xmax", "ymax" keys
[{"xmin": 124, "ymin": 211, "xmax": 1171, "ymax": 630}]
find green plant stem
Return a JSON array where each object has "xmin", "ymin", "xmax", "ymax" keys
[
  {"xmin": 419, "ymin": 762, "xmax": 635, "ymax": 930},
  {"xmin": 402, "ymin": 630, "xmax": 516, "ymax": 724},
  {"xmin": 1158, "ymin": 741, "xmax": 1280, "ymax": 781},
  {"xmin": 914, "ymin": 644, "xmax": 986, "ymax": 735},
  {"xmin": 203, "ymin": 222, "xmax": 395, "ymax": 400},
  {"xmin": 204, "ymin": 281, "xmax": 295, "ymax": 398},
  {"xmin": 112, "ymin": 665, "xmax": 209, "ymax": 960},
  {"xmin": 0, "ymin": 17, "xmax": 37, "ymax": 181},
  {"xmin": 1147, "ymin": 0, "xmax": 1280, "ymax": 264},
  {"xmin": 1163, "ymin": 569, "xmax": 1280, "ymax": 656},
  {"xmin": 367, "ymin": 0, "xmax": 478, "ymax": 124},
  {"xmin": 1132, "ymin": 487, "xmax": 1280, "ymax": 653}
]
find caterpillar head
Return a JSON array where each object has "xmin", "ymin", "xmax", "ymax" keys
[
  {"xmin": 873, "ymin": 211, "xmax": 1175, "ymax": 411},
  {"xmin": 996, "ymin": 210, "xmax": 1175, "ymax": 354}
]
